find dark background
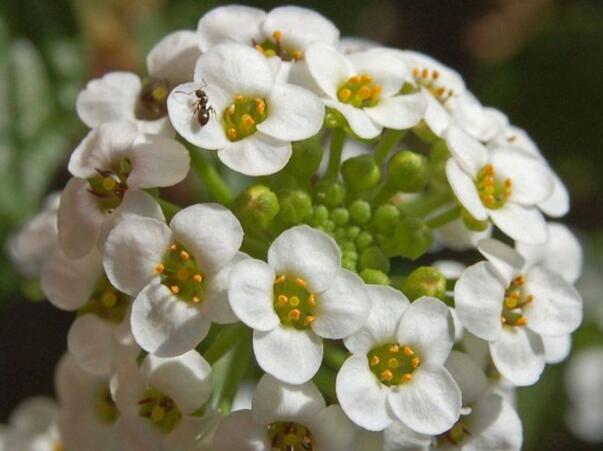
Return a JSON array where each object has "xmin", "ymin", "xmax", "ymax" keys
[{"xmin": 0, "ymin": 1, "xmax": 602, "ymax": 449}]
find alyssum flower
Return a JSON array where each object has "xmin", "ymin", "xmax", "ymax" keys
[
  {"xmin": 103, "ymin": 203, "xmax": 245, "ymax": 357},
  {"xmin": 168, "ymin": 42, "xmax": 324, "ymax": 176},
  {"xmin": 228, "ymin": 225, "xmax": 370, "ymax": 384}
]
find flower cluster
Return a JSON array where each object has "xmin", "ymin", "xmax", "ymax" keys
[{"xmin": 4, "ymin": 4, "xmax": 583, "ymax": 451}]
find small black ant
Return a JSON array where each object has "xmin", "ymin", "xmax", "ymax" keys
[{"xmin": 175, "ymin": 80, "xmax": 214, "ymax": 126}]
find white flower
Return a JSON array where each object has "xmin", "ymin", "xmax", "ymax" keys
[
  {"xmin": 436, "ymin": 218, "xmax": 492, "ymax": 252},
  {"xmin": 338, "ymin": 36, "xmax": 380, "ymax": 54},
  {"xmin": 58, "ymin": 121, "xmax": 188, "ymax": 258},
  {"xmin": 103, "ymin": 203, "xmax": 244, "ymax": 357},
  {"xmin": 337, "ymin": 288, "xmax": 460, "ymax": 434},
  {"xmin": 444, "ymin": 126, "xmax": 554, "ymax": 244},
  {"xmin": 304, "ymin": 43, "xmax": 426, "ymax": 139},
  {"xmin": 565, "ymin": 347, "xmax": 603, "ymax": 443},
  {"xmin": 3, "ymin": 397, "xmax": 62, "ymax": 451},
  {"xmin": 447, "ymin": 92, "xmax": 509, "ymax": 142},
  {"xmin": 147, "ymin": 30, "xmax": 201, "ymax": 86},
  {"xmin": 111, "ymin": 350, "xmax": 214, "ymax": 451},
  {"xmin": 167, "ymin": 43, "xmax": 324, "ymax": 176},
  {"xmin": 213, "ymin": 374, "xmax": 358, "ymax": 451},
  {"xmin": 55, "ymin": 354, "xmax": 123, "ymax": 451},
  {"xmin": 454, "ymin": 238, "xmax": 583, "ymax": 385},
  {"xmin": 41, "ymin": 248, "xmax": 136, "ymax": 376},
  {"xmin": 7, "ymin": 192, "xmax": 60, "ymax": 278},
  {"xmin": 76, "ymin": 72, "xmax": 172, "ymax": 135},
  {"xmin": 229, "ymin": 225, "xmax": 369, "ymax": 384}
]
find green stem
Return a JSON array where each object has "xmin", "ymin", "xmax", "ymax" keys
[
  {"xmin": 374, "ymin": 129, "xmax": 405, "ymax": 165},
  {"xmin": 323, "ymin": 341, "xmax": 349, "ymax": 370},
  {"xmin": 157, "ymin": 198, "xmax": 182, "ymax": 220},
  {"xmin": 324, "ymin": 127, "xmax": 345, "ymax": 181},
  {"xmin": 400, "ymin": 190, "xmax": 452, "ymax": 218},
  {"xmin": 217, "ymin": 337, "xmax": 253, "ymax": 414},
  {"xmin": 203, "ymin": 323, "xmax": 248, "ymax": 365},
  {"xmin": 426, "ymin": 206, "xmax": 461, "ymax": 229},
  {"xmin": 189, "ymin": 149, "xmax": 233, "ymax": 205},
  {"xmin": 372, "ymin": 183, "xmax": 395, "ymax": 205}
]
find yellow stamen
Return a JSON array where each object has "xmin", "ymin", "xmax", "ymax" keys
[
  {"xmin": 525, "ymin": 294, "xmax": 534, "ymax": 304},
  {"xmin": 242, "ymin": 114, "xmax": 255, "ymax": 127},
  {"xmin": 356, "ymin": 85, "xmax": 371, "ymax": 100},
  {"xmin": 307, "ymin": 294, "xmax": 316, "ymax": 306},
  {"xmin": 403, "ymin": 346, "xmax": 414, "ymax": 356},
  {"xmin": 380, "ymin": 369, "xmax": 393, "ymax": 382},
  {"xmin": 277, "ymin": 295, "xmax": 288, "ymax": 306},
  {"xmin": 155, "ymin": 263, "xmax": 165, "ymax": 273},
  {"xmin": 370, "ymin": 355, "xmax": 380, "ymax": 366},
  {"xmin": 180, "ymin": 250, "xmax": 190, "ymax": 261},
  {"xmin": 193, "ymin": 274, "xmax": 203, "ymax": 283},
  {"xmin": 227, "ymin": 127, "xmax": 238, "ymax": 140},
  {"xmin": 412, "ymin": 67, "xmax": 419, "ymax": 77},
  {"xmin": 505, "ymin": 297, "xmax": 518, "ymax": 309},
  {"xmin": 389, "ymin": 344, "xmax": 400, "ymax": 353},
  {"xmin": 338, "ymin": 88, "xmax": 352, "ymax": 102},
  {"xmin": 304, "ymin": 315, "xmax": 316, "ymax": 326},
  {"xmin": 288, "ymin": 309, "xmax": 301, "ymax": 321},
  {"xmin": 192, "ymin": 296, "xmax": 201, "ymax": 303},
  {"xmin": 432, "ymin": 70, "xmax": 440, "ymax": 80},
  {"xmin": 170, "ymin": 285, "xmax": 180, "ymax": 294},
  {"xmin": 255, "ymin": 98, "xmax": 266, "ymax": 114},
  {"xmin": 295, "ymin": 278, "xmax": 307, "ymax": 288},
  {"xmin": 292, "ymin": 50, "xmax": 303, "ymax": 61},
  {"xmin": 226, "ymin": 104, "xmax": 236, "ymax": 115},
  {"xmin": 402, "ymin": 373, "xmax": 413, "ymax": 382},
  {"xmin": 169, "ymin": 243, "xmax": 177, "ymax": 251},
  {"xmin": 516, "ymin": 316, "xmax": 528, "ymax": 326},
  {"xmin": 234, "ymin": 95, "xmax": 244, "ymax": 102},
  {"xmin": 275, "ymin": 274, "xmax": 286, "ymax": 284},
  {"xmin": 272, "ymin": 30, "xmax": 283, "ymax": 41},
  {"xmin": 411, "ymin": 357, "xmax": 420, "ymax": 369},
  {"xmin": 361, "ymin": 74, "xmax": 373, "ymax": 83},
  {"xmin": 515, "ymin": 276, "xmax": 526, "ymax": 286},
  {"xmin": 421, "ymin": 68, "xmax": 429, "ymax": 78}
]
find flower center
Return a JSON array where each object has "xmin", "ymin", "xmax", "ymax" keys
[
  {"xmin": 367, "ymin": 343, "xmax": 421, "ymax": 387},
  {"xmin": 411, "ymin": 66, "xmax": 454, "ymax": 102},
  {"xmin": 439, "ymin": 420, "xmax": 470, "ymax": 446},
  {"xmin": 137, "ymin": 78, "xmax": 169, "ymax": 120},
  {"xmin": 273, "ymin": 274, "xmax": 317, "ymax": 330},
  {"xmin": 87, "ymin": 158, "xmax": 132, "ymax": 212},
  {"xmin": 253, "ymin": 30, "xmax": 303, "ymax": 62},
  {"xmin": 78, "ymin": 275, "xmax": 130, "ymax": 323},
  {"xmin": 475, "ymin": 164, "xmax": 512, "ymax": 210},
  {"xmin": 501, "ymin": 275, "xmax": 533, "ymax": 327},
  {"xmin": 337, "ymin": 74, "xmax": 382, "ymax": 108},
  {"xmin": 267, "ymin": 421, "xmax": 314, "ymax": 451},
  {"xmin": 156, "ymin": 242, "xmax": 205, "ymax": 304},
  {"xmin": 222, "ymin": 95, "xmax": 268, "ymax": 142},
  {"xmin": 94, "ymin": 385, "xmax": 120, "ymax": 424},
  {"xmin": 138, "ymin": 387, "xmax": 182, "ymax": 433}
]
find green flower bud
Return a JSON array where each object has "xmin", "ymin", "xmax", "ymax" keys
[
  {"xmin": 342, "ymin": 259, "xmax": 357, "ymax": 271},
  {"xmin": 461, "ymin": 207, "xmax": 490, "ymax": 232},
  {"xmin": 342, "ymin": 250, "xmax": 358, "ymax": 262},
  {"xmin": 278, "ymin": 189, "xmax": 312, "ymax": 224},
  {"xmin": 393, "ymin": 217, "xmax": 434, "ymax": 260},
  {"xmin": 373, "ymin": 204, "xmax": 400, "ymax": 235},
  {"xmin": 386, "ymin": 150, "xmax": 429, "ymax": 193},
  {"xmin": 323, "ymin": 220, "xmax": 335, "ymax": 233},
  {"xmin": 325, "ymin": 107, "xmax": 345, "ymax": 128},
  {"xmin": 359, "ymin": 246, "xmax": 390, "ymax": 273},
  {"xmin": 429, "ymin": 140, "xmax": 450, "ymax": 187},
  {"xmin": 402, "ymin": 266, "xmax": 447, "ymax": 301},
  {"xmin": 341, "ymin": 241, "xmax": 356, "ymax": 253},
  {"xmin": 345, "ymin": 225, "xmax": 361, "ymax": 240},
  {"xmin": 355, "ymin": 231, "xmax": 374, "ymax": 250},
  {"xmin": 349, "ymin": 200, "xmax": 372, "ymax": 225},
  {"xmin": 288, "ymin": 136, "xmax": 323, "ymax": 178},
  {"xmin": 331, "ymin": 207, "xmax": 350, "ymax": 226},
  {"xmin": 311, "ymin": 205, "xmax": 329, "ymax": 227},
  {"xmin": 341, "ymin": 155, "xmax": 381, "ymax": 191},
  {"xmin": 314, "ymin": 180, "xmax": 345, "ymax": 208},
  {"xmin": 233, "ymin": 184, "xmax": 279, "ymax": 228},
  {"xmin": 360, "ymin": 269, "xmax": 390, "ymax": 285},
  {"xmin": 334, "ymin": 227, "xmax": 346, "ymax": 242}
]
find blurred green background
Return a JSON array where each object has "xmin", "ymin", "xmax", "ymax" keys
[{"xmin": 0, "ymin": 0, "xmax": 602, "ymax": 449}]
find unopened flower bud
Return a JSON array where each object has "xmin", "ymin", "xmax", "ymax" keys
[
  {"xmin": 394, "ymin": 217, "xmax": 434, "ymax": 260},
  {"xmin": 461, "ymin": 207, "xmax": 490, "ymax": 232},
  {"xmin": 349, "ymin": 200, "xmax": 372, "ymax": 225},
  {"xmin": 373, "ymin": 205, "xmax": 400, "ymax": 235},
  {"xmin": 359, "ymin": 246, "xmax": 390, "ymax": 273},
  {"xmin": 288, "ymin": 137, "xmax": 323, "ymax": 178},
  {"xmin": 233, "ymin": 184, "xmax": 279, "ymax": 228},
  {"xmin": 314, "ymin": 180, "xmax": 345, "ymax": 208},
  {"xmin": 331, "ymin": 207, "xmax": 350, "ymax": 226},
  {"xmin": 386, "ymin": 151, "xmax": 429, "ymax": 193},
  {"xmin": 360, "ymin": 268, "xmax": 390, "ymax": 285},
  {"xmin": 341, "ymin": 155, "xmax": 381, "ymax": 191},
  {"xmin": 278, "ymin": 190, "xmax": 312, "ymax": 224},
  {"xmin": 402, "ymin": 266, "xmax": 447, "ymax": 301}
]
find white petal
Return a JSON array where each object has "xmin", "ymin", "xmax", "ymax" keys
[
  {"xmin": 543, "ymin": 334, "xmax": 571, "ymax": 364},
  {"xmin": 41, "ymin": 248, "xmax": 102, "ymax": 310},
  {"xmin": 305, "ymin": 42, "xmax": 352, "ymax": 99},
  {"xmin": 312, "ymin": 269, "xmax": 370, "ymax": 339},
  {"xmin": 256, "ymin": 83, "xmax": 324, "ymax": 141},
  {"xmin": 348, "ymin": 48, "xmax": 407, "ymax": 96},
  {"xmin": 217, "ymin": 133, "xmax": 292, "ymax": 176},
  {"xmin": 68, "ymin": 121, "xmax": 138, "ymax": 178},
  {"xmin": 252, "ymin": 374, "xmax": 325, "ymax": 425},
  {"xmin": 489, "ymin": 203, "xmax": 548, "ymax": 244},
  {"xmin": 444, "ymin": 126, "xmax": 489, "ymax": 175},
  {"xmin": 436, "ymin": 218, "xmax": 492, "ymax": 252},
  {"xmin": 228, "ymin": 258, "xmax": 279, "ymax": 331},
  {"xmin": 194, "ymin": 43, "xmax": 275, "ymax": 97},
  {"xmin": 130, "ymin": 282, "xmax": 211, "ymax": 357},
  {"xmin": 422, "ymin": 88, "xmax": 450, "ymax": 136},
  {"xmin": 268, "ymin": 225, "xmax": 341, "ymax": 293},
  {"xmin": 445, "ymin": 159, "xmax": 488, "ymax": 221},
  {"xmin": 262, "ymin": 6, "xmax": 339, "ymax": 50},
  {"xmin": 170, "ymin": 203, "xmax": 243, "ymax": 271},
  {"xmin": 67, "ymin": 314, "xmax": 119, "ymax": 376},
  {"xmin": 524, "ymin": 266, "xmax": 582, "ymax": 336},
  {"xmin": 516, "ymin": 222, "xmax": 582, "ymax": 284},
  {"xmin": 309, "ymin": 405, "xmax": 357, "ymax": 451},
  {"xmin": 166, "ymin": 81, "xmax": 230, "ymax": 150},
  {"xmin": 477, "ymin": 238, "xmax": 524, "ymax": 286},
  {"xmin": 103, "ymin": 216, "xmax": 171, "ymax": 295},
  {"xmin": 253, "ymin": 325, "xmax": 323, "ymax": 384},
  {"xmin": 397, "ymin": 297, "xmax": 455, "ymax": 366},
  {"xmin": 490, "ymin": 147, "xmax": 553, "ymax": 205},
  {"xmin": 344, "ymin": 285, "xmax": 409, "ymax": 354},
  {"xmin": 490, "ymin": 326, "xmax": 545, "ymax": 386},
  {"xmin": 454, "ymin": 261, "xmax": 505, "ymax": 341},
  {"xmin": 445, "ymin": 350, "xmax": 488, "ymax": 405},
  {"xmin": 323, "ymin": 98, "xmax": 382, "ymax": 139},
  {"xmin": 146, "ymin": 30, "xmax": 200, "ymax": 86},
  {"xmin": 336, "ymin": 354, "xmax": 392, "ymax": 431},
  {"xmin": 213, "ymin": 410, "xmax": 269, "ymax": 451},
  {"xmin": 76, "ymin": 72, "xmax": 140, "ymax": 127},
  {"xmin": 197, "ymin": 5, "xmax": 265, "ymax": 51},
  {"xmin": 127, "ymin": 135, "xmax": 190, "ymax": 188},
  {"xmin": 432, "ymin": 259, "xmax": 466, "ymax": 279},
  {"xmin": 383, "ymin": 420, "xmax": 432, "ymax": 451},
  {"xmin": 164, "ymin": 414, "xmax": 222, "ymax": 451},
  {"xmin": 203, "ymin": 253, "xmax": 249, "ymax": 324},
  {"xmin": 538, "ymin": 170, "xmax": 570, "ymax": 217},
  {"xmin": 387, "ymin": 364, "xmax": 461, "ymax": 435},
  {"xmin": 57, "ymin": 177, "xmax": 106, "ymax": 259},
  {"xmin": 366, "ymin": 93, "xmax": 426, "ymax": 130},
  {"xmin": 141, "ymin": 350, "xmax": 212, "ymax": 414}
]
